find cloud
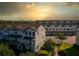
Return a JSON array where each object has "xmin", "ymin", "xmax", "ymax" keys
[
  {"xmin": 0, "ymin": 2, "xmax": 79, "ymax": 20},
  {"xmin": 0, "ymin": 2, "xmax": 26, "ymax": 15},
  {"xmin": 0, "ymin": 2, "xmax": 79, "ymax": 15}
]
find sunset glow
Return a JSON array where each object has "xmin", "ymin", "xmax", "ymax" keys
[
  {"xmin": 23, "ymin": 3, "xmax": 54, "ymax": 20},
  {"xmin": 0, "ymin": 2, "xmax": 79, "ymax": 21}
]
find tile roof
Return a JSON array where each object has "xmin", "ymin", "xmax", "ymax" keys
[{"xmin": 0, "ymin": 22, "xmax": 40, "ymax": 30}]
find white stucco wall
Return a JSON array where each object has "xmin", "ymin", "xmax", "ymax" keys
[{"xmin": 35, "ymin": 25, "xmax": 46, "ymax": 52}]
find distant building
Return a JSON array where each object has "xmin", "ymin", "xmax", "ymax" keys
[
  {"xmin": 36, "ymin": 20, "xmax": 79, "ymax": 44},
  {"xmin": 0, "ymin": 22, "xmax": 46, "ymax": 52},
  {"xmin": 37, "ymin": 20, "xmax": 79, "ymax": 36}
]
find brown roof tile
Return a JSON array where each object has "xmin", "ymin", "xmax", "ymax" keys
[{"xmin": 0, "ymin": 22, "xmax": 40, "ymax": 30}]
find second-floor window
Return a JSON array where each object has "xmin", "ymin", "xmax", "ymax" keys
[
  {"xmin": 29, "ymin": 32, "xmax": 31, "ymax": 35},
  {"xmin": 37, "ymin": 45, "xmax": 39, "ymax": 49},
  {"xmin": 26, "ymin": 32, "xmax": 35, "ymax": 36}
]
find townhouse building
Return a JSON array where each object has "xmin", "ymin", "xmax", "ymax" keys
[
  {"xmin": 37, "ymin": 20, "xmax": 79, "ymax": 36},
  {"xmin": 36, "ymin": 20, "xmax": 79, "ymax": 44},
  {"xmin": 0, "ymin": 22, "xmax": 46, "ymax": 52}
]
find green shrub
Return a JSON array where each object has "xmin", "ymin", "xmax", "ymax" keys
[
  {"xmin": 37, "ymin": 50, "xmax": 49, "ymax": 56},
  {"xmin": 0, "ymin": 43, "xmax": 15, "ymax": 56},
  {"xmin": 42, "ymin": 39, "xmax": 54, "ymax": 51}
]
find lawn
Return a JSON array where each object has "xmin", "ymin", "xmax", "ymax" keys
[
  {"xmin": 58, "ymin": 42, "xmax": 79, "ymax": 56},
  {"xmin": 59, "ymin": 42, "xmax": 73, "ymax": 51}
]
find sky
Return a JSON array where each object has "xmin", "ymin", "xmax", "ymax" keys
[{"xmin": 0, "ymin": 2, "xmax": 79, "ymax": 21}]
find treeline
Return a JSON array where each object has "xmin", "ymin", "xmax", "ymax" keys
[{"xmin": 0, "ymin": 20, "xmax": 33, "ymax": 24}]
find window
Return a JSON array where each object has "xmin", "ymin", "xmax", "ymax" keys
[
  {"xmin": 26, "ymin": 32, "xmax": 27, "ymax": 35},
  {"xmin": 56, "ymin": 28, "xmax": 58, "ymax": 30},
  {"xmin": 60, "ymin": 28, "xmax": 62, "ymax": 30},
  {"xmin": 33, "ymin": 32, "xmax": 35, "ymax": 36},
  {"xmin": 66, "ymin": 28, "xmax": 70, "ymax": 30},
  {"xmin": 61, "ymin": 25, "xmax": 65, "ymax": 27},
  {"xmin": 37, "ymin": 45, "xmax": 39, "ymax": 49},
  {"xmin": 69, "ymin": 25, "xmax": 72, "ymax": 27},
  {"xmin": 23, "ymin": 37, "xmax": 27, "ymax": 39},
  {"xmin": 29, "ymin": 32, "xmax": 31, "ymax": 35},
  {"xmin": 53, "ymin": 28, "xmax": 55, "ymax": 30},
  {"xmin": 47, "ymin": 25, "xmax": 50, "ymax": 27},
  {"xmin": 32, "ymin": 40, "xmax": 35, "ymax": 43},
  {"xmin": 55, "ymin": 25, "xmax": 58, "ymax": 27},
  {"xmin": 71, "ymin": 29, "xmax": 73, "ymax": 31},
  {"xmin": 64, "ymin": 29, "xmax": 65, "ymax": 30}
]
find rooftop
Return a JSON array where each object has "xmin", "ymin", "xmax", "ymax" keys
[{"xmin": 0, "ymin": 22, "xmax": 40, "ymax": 30}]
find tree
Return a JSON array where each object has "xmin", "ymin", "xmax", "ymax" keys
[
  {"xmin": 42, "ymin": 39, "xmax": 54, "ymax": 51},
  {"xmin": 56, "ymin": 32, "xmax": 66, "ymax": 45},
  {"xmin": 0, "ymin": 43, "xmax": 15, "ymax": 56},
  {"xmin": 53, "ymin": 32, "xmax": 66, "ymax": 56}
]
